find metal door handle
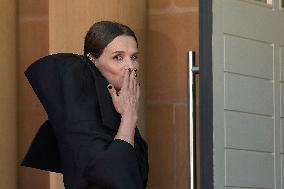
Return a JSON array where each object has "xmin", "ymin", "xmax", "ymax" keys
[{"xmin": 188, "ymin": 51, "xmax": 199, "ymax": 189}]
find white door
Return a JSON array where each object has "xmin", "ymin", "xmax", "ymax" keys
[{"xmin": 212, "ymin": 0, "xmax": 284, "ymax": 188}]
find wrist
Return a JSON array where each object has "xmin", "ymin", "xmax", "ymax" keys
[
  {"xmin": 115, "ymin": 116, "xmax": 136, "ymax": 146},
  {"xmin": 121, "ymin": 112, "xmax": 138, "ymax": 124}
]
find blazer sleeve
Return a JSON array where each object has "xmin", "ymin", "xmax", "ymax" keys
[
  {"xmin": 21, "ymin": 120, "xmax": 61, "ymax": 173},
  {"xmin": 63, "ymin": 120, "xmax": 148, "ymax": 189},
  {"xmin": 134, "ymin": 128, "xmax": 149, "ymax": 188}
]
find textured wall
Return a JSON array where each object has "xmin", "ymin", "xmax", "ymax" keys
[
  {"xmin": 0, "ymin": 0, "xmax": 17, "ymax": 188},
  {"xmin": 17, "ymin": 0, "xmax": 50, "ymax": 189},
  {"xmin": 146, "ymin": 0, "xmax": 199, "ymax": 188}
]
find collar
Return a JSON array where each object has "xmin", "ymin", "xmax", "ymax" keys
[{"xmin": 81, "ymin": 55, "xmax": 121, "ymax": 131}]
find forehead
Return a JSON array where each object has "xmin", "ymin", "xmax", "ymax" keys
[{"xmin": 104, "ymin": 35, "xmax": 138, "ymax": 53}]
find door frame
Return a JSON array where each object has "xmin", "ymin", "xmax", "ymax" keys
[{"xmin": 199, "ymin": 0, "xmax": 213, "ymax": 188}]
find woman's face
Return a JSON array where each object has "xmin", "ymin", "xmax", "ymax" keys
[{"xmin": 93, "ymin": 35, "xmax": 139, "ymax": 91}]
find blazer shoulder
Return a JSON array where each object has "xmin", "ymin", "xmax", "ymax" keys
[
  {"xmin": 24, "ymin": 53, "xmax": 86, "ymax": 87},
  {"xmin": 24, "ymin": 53, "xmax": 92, "ymax": 121}
]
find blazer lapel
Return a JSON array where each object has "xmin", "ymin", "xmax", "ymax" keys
[{"xmin": 81, "ymin": 55, "xmax": 121, "ymax": 131}]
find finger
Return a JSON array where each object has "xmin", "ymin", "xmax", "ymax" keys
[
  {"xmin": 133, "ymin": 74, "xmax": 138, "ymax": 94},
  {"xmin": 129, "ymin": 69, "xmax": 135, "ymax": 91},
  {"xmin": 107, "ymin": 84, "xmax": 118, "ymax": 102},
  {"xmin": 136, "ymin": 82, "xmax": 140, "ymax": 99},
  {"xmin": 121, "ymin": 69, "xmax": 129, "ymax": 90}
]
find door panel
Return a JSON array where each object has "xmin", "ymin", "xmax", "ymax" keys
[
  {"xmin": 225, "ymin": 111, "xmax": 274, "ymax": 152},
  {"xmin": 223, "ymin": 1, "xmax": 284, "ymax": 44},
  {"xmin": 281, "ymin": 120, "xmax": 284, "ymax": 153},
  {"xmin": 282, "ymin": 83, "xmax": 284, "ymax": 117},
  {"xmin": 212, "ymin": 0, "xmax": 284, "ymax": 188},
  {"xmin": 224, "ymin": 35, "xmax": 273, "ymax": 79},
  {"xmin": 281, "ymin": 47, "xmax": 284, "ymax": 81},
  {"xmin": 224, "ymin": 73, "xmax": 274, "ymax": 115},
  {"xmin": 225, "ymin": 149, "xmax": 274, "ymax": 188}
]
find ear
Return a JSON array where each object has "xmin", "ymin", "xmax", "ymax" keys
[
  {"xmin": 87, "ymin": 53, "xmax": 94, "ymax": 60},
  {"xmin": 87, "ymin": 53, "xmax": 97, "ymax": 65}
]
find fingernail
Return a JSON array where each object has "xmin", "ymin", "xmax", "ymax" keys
[{"xmin": 107, "ymin": 85, "xmax": 112, "ymax": 89}]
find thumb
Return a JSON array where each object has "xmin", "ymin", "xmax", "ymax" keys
[{"xmin": 107, "ymin": 84, "xmax": 118, "ymax": 102}]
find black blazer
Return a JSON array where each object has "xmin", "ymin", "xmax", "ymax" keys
[{"xmin": 21, "ymin": 53, "xmax": 149, "ymax": 189}]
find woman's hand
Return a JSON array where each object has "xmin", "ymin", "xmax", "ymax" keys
[
  {"xmin": 109, "ymin": 68, "xmax": 140, "ymax": 145},
  {"xmin": 107, "ymin": 68, "xmax": 140, "ymax": 120}
]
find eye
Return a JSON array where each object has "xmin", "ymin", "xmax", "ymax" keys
[
  {"xmin": 113, "ymin": 55, "xmax": 123, "ymax": 61},
  {"xmin": 131, "ymin": 55, "xmax": 139, "ymax": 61}
]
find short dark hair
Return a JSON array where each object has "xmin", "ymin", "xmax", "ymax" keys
[{"xmin": 84, "ymin": 21, "xmax": 138, "ymax": 58}]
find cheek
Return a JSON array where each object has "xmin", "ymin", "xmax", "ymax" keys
[
  {"xmin": 117, "ymin": 69, "xmax": 126, "ymax": 83},
  {"xmin": 110, "ymin": 68, "xmax": 125, "ymax": 86},
  {"xmin": 101, "ymin": 64, "xmax": 122, "ymax": 79}
]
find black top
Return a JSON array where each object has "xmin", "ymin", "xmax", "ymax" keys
[{"xmin": 21, "ymin": 53, "xmax": 149, "ymax": 189}]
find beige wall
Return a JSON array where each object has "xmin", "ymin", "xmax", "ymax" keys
[
  {"xmin": 0, "ymin": 0, "xmax": 18, "ymax": 188},
  {"xmin": 18, "ymin": 0, "xmax": 50, "ymax": 188},
  {"xmin": 146, "ymin": 0, "xmax": 199, "ymax": 188}
]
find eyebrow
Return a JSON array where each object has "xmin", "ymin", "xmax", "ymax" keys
[{"xmin": 112, "ymin": 51, "xmax": 139, "ymax": 55}]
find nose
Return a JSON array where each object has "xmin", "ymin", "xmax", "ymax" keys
[{"xmin": 125, "ymin": 58, "xmax": 135, "ymax": 70}]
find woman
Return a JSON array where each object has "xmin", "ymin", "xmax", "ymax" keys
[{"xmin": 21, "ymin": 21, "xmax": 149, "ymax": 189}]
